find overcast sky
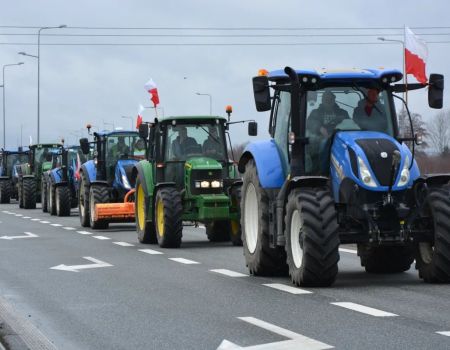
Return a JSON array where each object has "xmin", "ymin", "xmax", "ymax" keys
[{"xmin": 1, "ymin": 0, "xmax": 449, "ymax": 148}]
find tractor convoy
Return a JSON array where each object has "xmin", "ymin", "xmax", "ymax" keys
[{"xmin": 3, "ymin": 66, "xmax": 449, "ymax": 287}]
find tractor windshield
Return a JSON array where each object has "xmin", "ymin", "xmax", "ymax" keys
[
  {"xmin": 5, "ymin": 153, "xmax": 28, "ymax": 176},
  {"xmin": 33, "ymin": 146, "xmax": 61, "ymax": 170},
  {"xmin": 105, "ymin": 133, "xmax": 145, "ymax": 165},
  {"xmin": 165, "ymin": 123, "xmax": 226, "ymax": 161}
]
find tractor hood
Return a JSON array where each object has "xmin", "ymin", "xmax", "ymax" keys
[
  {"xmin": 114, "ymin": 159, "xmax": 138, "ymax": 190},
  {"xmin": 330, "ymin": 131, "xmax": 420, "ymax": 193},
  {"xmin": 185, "ymin": 157, "xmax": 223, "ymax": 171}
]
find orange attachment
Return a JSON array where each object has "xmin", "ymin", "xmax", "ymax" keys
[{"xmin": 94, "ymin": 189, "xmax": 136, "ymax": 221}]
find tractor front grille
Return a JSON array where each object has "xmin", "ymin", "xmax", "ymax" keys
[{"xmin": 190, "ymin": 169, "xmax": 223, "ymax": 195}]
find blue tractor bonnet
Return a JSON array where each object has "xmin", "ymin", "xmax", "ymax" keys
[{"xmin": 113, "ymin": 159, "xmax": 138, "ymax": 190}]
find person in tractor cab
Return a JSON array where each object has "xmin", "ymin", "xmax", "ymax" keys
[
  {"xmin": 353, "ymin": 88, "xmax": 388, "ymax": 133},
  {"xmin": 202, "ymin": 127, "xmax": 223, "ymax": 158},
  {"xmin": 111, "ymin": 136, "xmax": 130, "ymax": 159},
  {"xmin": 171, "ymin": 126, "xmax": 200, "ymax": 159}
]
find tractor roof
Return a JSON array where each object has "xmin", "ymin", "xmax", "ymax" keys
[
  {"xmin": 159, "ymin": 115, "xmax": 227, "ymax": 123},
  {"xmin": 29, "ymin": 143, "xmax": 63, "ymax": 149},
  {"xmin": 95, "ymin": 130, "xmax": 139, "ymax": 137},
  {"xmin": 267, "ymin": 68, "xmax": 403, "ymax": 83}
]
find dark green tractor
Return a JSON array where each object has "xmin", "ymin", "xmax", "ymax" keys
[
  {"xmin": 15, "ymin": 143, "xmax": 62, "ymax": 209},
  {"xmin": 0, "ymin": 149, "xmax": 28, "ymax": 203}
]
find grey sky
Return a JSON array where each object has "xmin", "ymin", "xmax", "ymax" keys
[{"xmin": 1, "ymin": 0, "xmax": 449, "ymax": 148}]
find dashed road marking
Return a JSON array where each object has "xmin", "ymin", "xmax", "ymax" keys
[
  {"xmin": 92, "ymin": 235, "xmax": 110, "ymax": 240},
  {"xmin": 331, "ymin": 302, "xmax": 397, "ymax": 317},
  {"xmin": 77, "ymin": 231, "xmax": 92, "ymax": 235},
  {"xmin": 22, "ymin": 216, "xmax": 31, "ymax": 219},
  {"xmin": 139, "ymin": 249, "xmax": 164, "ymax": 255},
  {"xmin": 15, "ymin": 214, "xmax": 23, "ymax": 217},
  {"xmin": 339, "ymin": 248, "xmax": 357, "ymax": 254},
  {"xmin": 51, "ymin": 224, "xmax": 62, "ymax": 227},
  {"xmin": 113, "ymin": 242, "xmax": 134, "ymax": 247},
  {"xmin": 436, "ymin": 331, "xmax": 450, "ymax": 337},
  {"xmin": 263, "ymin": 283, "xmax": 312, "ymax": 295},
  {"xmin": 62, "ymin": 227, "xmax": 76, "ymax": 230},
  {"xmin": 210, "ymin": 269, "xmax": 248, "ymax": 277},
  {"xmin": 169, "ymin": 258, "xmax": 200, "ymax": 265},
  {"xmin": 31, "ymin": 218, "xmax": 41, "ymax": 221},
  {"xmin": 40, "ymin": 221, "xmax": 50, "ymax": 224}
]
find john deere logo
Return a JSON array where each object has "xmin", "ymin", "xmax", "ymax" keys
[
  {"xmin": 380, "ymin": 152, "xmax": 388, "ymax": 159},
  {"xmin": 208, "ymin": 171, "xmax": 213, "ymax": 175}
]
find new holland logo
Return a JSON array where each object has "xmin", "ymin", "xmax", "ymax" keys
[{"xmin": 380, "ymin": 152, "xmax": 388, "ymax": 159}]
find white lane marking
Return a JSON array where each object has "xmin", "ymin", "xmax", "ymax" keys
[
  {"xmin": 139, "ymin": 249, "xmax": 164, "ymax": 255},
  {"xmin": 263, "ymin": 283, "xmax": 312, "ymax": 295},
  {"xmin": 7, "ymin": 212, "xmax": 15, "ymax": 215},
  {"xmin": 331, "ymin": 302, "xmax": 397, "ymax": 317},
  {"xmin": 113, "ymin": 242, "xmax": 134, "ymax": 247},
  {"xmin": 22, "ymin": 216, "xmax": 31, "ymax": 219},
  {"xmin": 169, "ymin": 258, "xmax": 200, "ymax": 265},
  {"xmin": 62, "ymin": 227, "xmax": 76, "ymax": 230},
  {"xmin": 210, "ymin": 269, "xmax": 249, "ymax": 277},
  {"xmin": 77, "ymin": 231, "xmax": 92, "ymax": 235},
  {"xmin": 15, "ymin": 214, "xmax": 23, "ymax": 217},
  {"xmin": 218, "ymin": 316, "xmax": 333, "ymax": 350},
  {"xmin": 40, "ymin": 221, "xmax": 50, "ymax": 224},
  {"xmin": 0, "ymin": 232, "xmax": 39, "ymax": 240},
  {"xmin": 51, "ymin": 224, "xmax": 62, "ymax": 227},
  {"xmin": 339, "ymin": 248, "xmax": 357, "ymax": 254},
  {"xmin": 31, "ymin": 218, "xmax": 41, "ymax": 221},
  {"xmin": 50, "ymin": 256, "xmax": 113, "ymax": 272},
  {"xmin": 92, "ymin": 235, "xmax": 110, "ymax": 240},
  {"xmin": 436, "ymin": 331, "xmax": 450, "ymax": 336},
  {"xmin": 1, "ymin": 210, "xmax": 9, "ymax": 213}
]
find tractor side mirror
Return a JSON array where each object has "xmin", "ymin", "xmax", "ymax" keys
[
  {"xmin": 253, "ymin": 76, "xmax": 271, "ymax": 112},
  {"xmin": 248, "ymin": 122, "xmax": 258, "ymax": 136},
  {"xmin": 79, "ymin": 138, "xmax": 90, "ymax": 155},
  {"xmin": 428, "ymin": 74, "xmax": 444, "ymax": 109},
  {"xmin": 138, "ymin": 124, "xmax": 149, "ymax": 139}
]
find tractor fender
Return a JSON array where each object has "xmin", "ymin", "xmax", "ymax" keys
[
  {"xmin": 238, "ymin": 140, "xmax": 285, "ymax": 189},
  {"xmin": 133, "ymin": 160, "xmax": 154, "ymax": 198},
  {"xmin": 90, "ymin": 180, "xmax": 109, "ymax": 187},
  {"xmin": 0, "ymin": 176, "xmax": 9, "ymax": 181},
  {"xmin": 413, "ymin": 174, "xmax": 450, "ymax": 188},
  {"xmin": 81, "ymin": 161, "xmax": 97, "ymax": 184}
]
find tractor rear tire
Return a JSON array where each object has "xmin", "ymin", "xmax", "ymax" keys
[
  {"xmin": 41, "ymin": 178, "xmax": 48, "ymax": 212},
  {"xmin": 154, "ymin": 187, "xmax": 183, "ymax": 248},
  {"xmin": 285, "ymin": 188, "xmax": 340, "ymax": 287},
  {"xmin": 47, "ymin": 181, "xmax": 56, "ymax": 216},
  {"xmin": 22, "ymin": 177, "xmax": 36, "ymax": 209},
  {"xmin": 135, "ymin": 178, "xmax": 157, "ymax": 244},
  {"xmin": 415, "ymin": 186, "xmax": 450, "ymax": 283},
  {"xmin": 79, "ymin": 173, "xmax": 90, "ymax": 227},
  {"xmin": 230, "ymin": 186, "xmax": 243, "ymax": 246},
  {"xmin": 18, "ymin": 182, "xmax": 24, "ymax": 208},
  {"xmin": 0, "ymin": 180, "xmax": 11, "ymax": 204},
  {"xmin": 241, "ymin": 159, "xmax": 287, "ymax": 276},
  {"xmin": 206, "ymin": 221, "xmax": 231, "ymax": 242},
  {"xmin": 357, "ymin": 244, "xmax": 414, "ymax": 273},
  {"xmin": 89, "ymin": 185, "xmax": 109, "ymax": 229},
  {"xmin": 56, "ymin": 186, "xmax": 71, "ymax": 217}
]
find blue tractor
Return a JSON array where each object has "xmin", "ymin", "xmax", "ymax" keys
[
  {"xmin": 78, "ymin": 130, "xmax": 145, "ymax": 229},
  {"xmin": 239, "ymin": 67, "xmax": 447, "ymax": 287}
]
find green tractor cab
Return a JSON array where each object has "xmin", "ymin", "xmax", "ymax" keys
[
  {"xmin": 0, "ymin": 149, "xmax": 28, "ymax": 203},
  {"xmin": 134, "ymin": 114, "xmax": 253, "ymax": 248}
]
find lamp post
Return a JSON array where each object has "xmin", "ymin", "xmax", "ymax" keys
[
  {"xmin": 195, "ymin": 92, "xmax": 212, "ymax": 115},
  {"xmin": 121, "ymin": 116, "xmax": 133, "ymax": 130},
  {"xmin": 2, "ymin": 62, "xmax": 24, "ymax": 148},
  {"xmin": 103, "ymin": 120, "xmax": 115, "ymax": 130}
]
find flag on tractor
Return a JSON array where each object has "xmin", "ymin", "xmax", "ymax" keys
[
  {"xmin": 136, "ymin": 104, "xmax": 144, "ymax": 129},
  {"xmin": 405, "ymin": 26, "xmax": 428, "ymax": 84},
  {"xmin": 144, "ymin": 78, "xmax": 160, "ymax": 107}
]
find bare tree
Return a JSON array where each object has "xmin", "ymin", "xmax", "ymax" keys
[
  {"xmin": 427, "ymin": 110, "xmax": 450, "ymax": 155},
  {"xmin": 397, "ymin": 109, "xmax": 428, "ymax": 149}
]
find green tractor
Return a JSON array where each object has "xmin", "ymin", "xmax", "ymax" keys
[
  {"xmin": 134, "ymin": 113, "xmax": 257, "ymax": 248},
  {"xmin": 15, "ymin": 143, "xmax": 62, "ymax": 209},
  {"xmin": 0, "ymin": 149, "xmax": 28, "ymax": 203}
]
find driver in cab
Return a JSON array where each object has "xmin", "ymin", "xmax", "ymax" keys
[
  {"xmin": 171, "ymin": 126, "xmax": 199, "ymax": 159},
  {"xmin": 111, "ymin": 136, "xmax": 130, "ymax": 158}
]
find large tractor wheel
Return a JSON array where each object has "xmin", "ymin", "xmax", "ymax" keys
[
  {"xmin": 0, "ymin": 180, "xmax": 11, "ymax": 204},
  {"xmin": 89, "ymin": 185, "xmax": 109, "ymax": 229},
  {"xmin": 241, "ymin": 159, "xmax": 287, "ymax": 276},
  {"xmin": 22, "ymin": 177, "xmax": 37, "ymax": 209},
  {"xmin": 415, "ymin": 186, "xmax": 450, "ymax": 283},
  {"xmin": 47, "ymin": 181, "xmax": 56, "ymax": 215},
  {"xmin": 284, "ymin": 188, "xmax": 340, "ymax": 287},
  {"xmin": 18, "ymin": 181, "xmax": 24, "ymax": 208},
  {"xmin": 56, "ymin": 186, "xmax": 71, "ymax": 217},
  {"xmin": 206, "ymin": 221, "xmax": 231, "ymax": 242},
  {"xmin": 135, "ymin": 178, "xmax": 157, "ymax": 244},
  {"xmin": 230, "ymin": 186, "xmax": 243, "ymax": 246},
  {"xmin": 357, "ymin": 244, "xmax": 414, "ymax": 273},
  {"xmin": 78, "ymin": 173, "xmax": 90, "ymax": 227},
  {"xmin": 154, "ymin": 187, "xmax": 182, "ymax": 248},
  {"xmin": 41, "ymin": 178, "xmax": 48, "ymax": 212}
]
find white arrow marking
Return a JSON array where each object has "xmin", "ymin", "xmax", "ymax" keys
[
  {"xmin": 217, "ymin": 317, "xmax": 333, "ymax": 350},
  {"xmin": 0, "ymin": 232, "xmax": 38, "ymax": 240},
  {"xmin": 50, "ymin": 257, "xmax": 113, "ymax": 272}
]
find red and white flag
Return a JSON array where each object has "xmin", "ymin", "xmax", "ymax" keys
[
  {"xmin": 136, "ymin": 104, "xmax": 144, "ymax": 129},
  {"xmin": 405, "ymin": 26, "xmax": 428, "ymax": 84},
  {"xmin": 144, "ymin": 78, "xmax": 160, "ymax": 107}
]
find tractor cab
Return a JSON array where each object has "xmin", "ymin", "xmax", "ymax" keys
[{"xmin": 0, "ymin": 149, "xmax": 28, "ymax": 203}]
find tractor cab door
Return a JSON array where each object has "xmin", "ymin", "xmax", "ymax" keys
[{"xmin": 271, "ymin": 91, "xmax": 291, "ymax": 177}]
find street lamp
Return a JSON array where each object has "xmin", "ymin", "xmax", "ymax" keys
[
  {"xmin": 19, "ymin": 24, "xmax": 66, "ymax": 143},
  {"xmin": 2, "ymin": 62, "xmax": 24, "ymax": 148},
  {"xmin": 195, "ymin": 92, "xmax": 212, "ymax": 115},
  {"xmin": 103, "ymin": 120, "xmax": 115, "ymax": 130},
  {"xmin": 121, "ymin": 116, "xmax": 134, "ymax": 130}
]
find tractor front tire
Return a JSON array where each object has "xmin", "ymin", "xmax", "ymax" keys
[
  {"xmin": 18, "ymin": 182, "xmax": 24, "ymax": 208},
  {"xmin": 56, "ymin": 186, "xmax": 71, "ymax": 217},
  {"xmin": 285, "ymin": 188, "xmax": 340, "ymax": 287},
  {"xmin": 206, "ymin": 221, "xmax": 231, "ymax": 242},
  {"xmin": 22, "ymin": 177, "xmax": 36, "ymax": 209},
  {"xmin": 230, "ymin": 186, "xmax": 243, "ymax": 246},
  {"xmin": 135, "ymin": 178, "xmax": 157, "ymax": 244},
  {"xmin": 154, "ymin": 187, "xmax": 182, "ymax": 248},
  {"xmin": 0, "ymin": 180, "xmax": 11, "ymax": 204},
  {"xmin": 415, "ymin": 186, "xmax": 450, "ymax": 283},
  {"xmin": 79, "ymin": 173, "xmax": 90, "ymax": 227},
  {"xmin": 241, "ymin": 159, "xmax": 287, "ymax": 276},
  {"xmin": 41, "ymin": 178, "xmax": 48, "ymax": 212},
  {"xmin": 89, "ymin": 185, "xmax": 109, "ymax": 229},
  {"xmin": 47, "ymin": 181, "xmax": 56, "ymax": 215},
  {"xmin": 358, "ymin": 244, "xmax": 414, "ymax": 273}
]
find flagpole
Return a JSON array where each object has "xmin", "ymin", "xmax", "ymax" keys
[
  {"xmin": 404, "ymin": 25, "xmax": 408, "ymax": 106},
  {"xmin": 154, "ymin": 106, "xmax": 159, "ymax": 119}
]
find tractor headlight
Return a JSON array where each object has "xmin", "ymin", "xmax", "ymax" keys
[
  {"xmin": 200, "ymin": 181, "xmax": 210, "ymax": 188},
  {"xmin": 122, "ymin": 174, "xmax": 131, "ymax": 189},
  {"xmin": 358, "ymin": 156, "xmax": 377, "ymax": 187},
  {"xmin": 397, "ymin": 156, "xmax": 410, "ymax": 187},
  {"xmin": 211, "ymin": 180, "xmax": 222, "ymax": 188}
]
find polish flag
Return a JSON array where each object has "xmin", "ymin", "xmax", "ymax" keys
[
  {"xmin": 405, "ymin": 27, "xmax": 428, "ymax": 84},
  {"xmin": 136, "ymin": 104, "xmax": 144, "ymax": 129},
  {"xmin": 75, "ymin": 153, "xmax": 81, "ymax": 181},
  {"xmin": 144, "ymin": 78, "xmax": 160, "ymax": 107}
]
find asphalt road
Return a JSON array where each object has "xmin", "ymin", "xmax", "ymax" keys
[{"xmin": 1, "ymin": 202, "xmax": 450, "ymax": 350}]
